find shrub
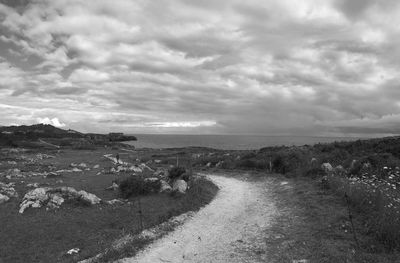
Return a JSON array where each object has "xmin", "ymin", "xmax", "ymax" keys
[
  {"xmin": 168, "ymin": 166, "xmax": 186, "ymax": 180},
  {"xmin": 119, "ymin": 176, "xmax": 161, "ymax": 198}
]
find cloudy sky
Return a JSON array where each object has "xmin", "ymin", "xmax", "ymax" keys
[{"xmin": 0, "ymin": 0, "xmax": 399, "ymax": 136}]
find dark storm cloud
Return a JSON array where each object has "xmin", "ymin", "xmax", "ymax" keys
[{"xmin": 0, "ymin": 0, "xmax": 399, "ymax": 135}]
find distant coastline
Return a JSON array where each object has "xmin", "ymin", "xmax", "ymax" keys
[{"xmin": 125, "ymin": 134, "xmax": 371, "ymax": 150}]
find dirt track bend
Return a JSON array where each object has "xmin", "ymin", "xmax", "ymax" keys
[{"xmin": 119, "ymin": 174, "xmax": 278, "ymax": 263}]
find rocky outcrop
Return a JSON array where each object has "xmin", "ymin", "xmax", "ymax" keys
[{"xmin": 19, "ymin": 186, "xmax": 102, "ymax": 213}]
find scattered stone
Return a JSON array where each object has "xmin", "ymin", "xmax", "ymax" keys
[
  {"xmin": 105, "ymin": 182, "xmax": 119, "ymax": 191},
  {"xmin": 106, "ymin": 199, "xmax": 125, "ymax": 205},
  {"xmin": 66, "ymin": 248, "xmax": 80, "ymax": 255},
  {"xmin": 27, "ymin": 183, "xmax": 39, "ymax": 188},
  {"xmin": 321, "ymin": 163, "xmax": 333, "ymax": 172},
  {"xmin": 160, "ymin": 180, "xmax": 172, "ymax": 193},
  {"xmin": 172, "ymin": 180, "xmax": 187, "ymax": 194},
  {"xmin": 0, "ymin": 182, "xmax": 18, "ymax": 198},
  {"xmin": 144, "ymin": 177, "xmax": 159, "ymax": 183},
  {"xmin": 78, "ymin": 190, "xmax": 101, "ymax": 205},
  {"xmin": 293, "ymin": 260, "xmax": 308, "ymax": 263},
  {"xmin": 56, "ymin": 179, "xmax": 64, "ymax": 184},
  {"xmin": 47, "ymin": 193, "xmax": 64, "ymax": 209},
  {"xmin": 0, "ymin": 193, "xmax": 10, "ymax": 204},
  {"xmin": 215, "ymin": 161, "xmax": 224, "ymax": 168},
  {"xmin": 7, "ymin": 161, "xmax": 17, "ymax": 165},
  {"xmin": 19, "ymin": 186, "xmax": 101, "ymax": 213}
]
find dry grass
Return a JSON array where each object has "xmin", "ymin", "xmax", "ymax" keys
[
  {"xmin": 326, "ymin": 173, "xmax": 400, "ymax": 251},
  {"xmin": 261, "ymin": 175, "xmax": 400, "ymax": 263}
]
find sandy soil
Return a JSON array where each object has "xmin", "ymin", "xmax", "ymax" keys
[{"xmin": 119, "ymin": 174, "xmax": 277, "ymax": 263}]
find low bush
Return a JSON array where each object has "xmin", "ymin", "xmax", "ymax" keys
[
  {"xmin": 168, "ymin": 166, "xmax": 186, "ymax": 180},
  {"xmin": 119, "ymin": 176, "xmax": 161, "ymax": 198}
]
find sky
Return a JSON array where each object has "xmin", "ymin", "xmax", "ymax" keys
[{"xmin": 0, "ymin": 0, "xmax": 399, "ymax": 136}]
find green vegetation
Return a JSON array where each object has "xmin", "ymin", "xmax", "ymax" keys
[{"xmin": 119, "ymin": 176, "xmax": 161, "ymax": 198}]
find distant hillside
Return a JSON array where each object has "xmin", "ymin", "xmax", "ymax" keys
[{"xmin": 0, "ymin": 124, "xmax": 137, "ymax": 147}]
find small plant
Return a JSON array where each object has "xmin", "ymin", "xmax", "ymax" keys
[
  {"xmin": 168, "ymin": 166, "xmax": 186, "ymax": 180},
  {"xmin": 119, "ymin": 176, "xmax": 161, "ymax": 198}
]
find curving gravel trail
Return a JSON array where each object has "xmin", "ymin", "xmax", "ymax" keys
[
  {"xmin": 118, "ymin": 175, "xmax": 277, "ymax": 263},
  {"xmin": 119, "ymin": 174, "xmax": 277, "ymax": 263}
]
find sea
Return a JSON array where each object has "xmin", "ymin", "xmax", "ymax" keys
[{"xmin": 124, "ymin": 134, "xmax": 369, "ymax": 151}]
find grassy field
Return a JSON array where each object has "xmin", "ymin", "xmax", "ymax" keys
[{"xmin": 0, "ymin": 147, "xmax": 219, "ymax": 263}]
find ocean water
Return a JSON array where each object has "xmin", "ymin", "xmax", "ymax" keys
[{"xmin": 125, "ymin": 134, "xmax": 367, "ymax": 150}]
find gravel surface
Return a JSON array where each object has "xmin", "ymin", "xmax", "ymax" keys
[{"xmin": 119, "ymin": 174, "xmax": 277, "ymax": 263}]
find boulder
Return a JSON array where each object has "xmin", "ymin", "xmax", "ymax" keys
[
  {"xmin": 321, "ymin": 163, "xmax": 333, "ymax": 172},
  {"xmin": 0, "ymin": 193, "xmax": 9, "ymax": 204},
  {"xmin": 172, "ymin": 180, "xmax": 187, "ymax": 194},
  {"xmin": 78, "ymin": 190, "xmax": 101, "ymax": 205},
  {"xmin": 160, "ymin": 180, "xmax": 172, "ymax": 193}
]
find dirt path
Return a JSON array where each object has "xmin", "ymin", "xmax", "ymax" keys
[{"xmin": 119, "ymin": 174, "xmax": 278, "ymax": 263}]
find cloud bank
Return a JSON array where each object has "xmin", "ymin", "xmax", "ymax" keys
[{"xmin": 0, "ymin": 0, "xmax": 399, "ymax": 136}]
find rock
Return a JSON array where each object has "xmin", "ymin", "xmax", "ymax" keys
[
  {"xmin": 131, "ymin": 166, "xmax": 142, "ymax": 173},
  {"xmin": 78, "ymin": 190, "xmax": 101, "ymax": 205},
  {"xmin": 363, "ymin": 162, "xmax": 372, "ymax": 169},
  {"xmin": 47, "ymin": 193, "xmax": 64, "ymax": 209},
  {"xmin": 70, "ymin": 163, "xmax": 78, "ymax": 167},
  {"xmin": 45, "ymin": 172, "xmax": 60, "ymax": 178},
  {"xmin": 72, "ymin": 167, "xmax": 82, "ymax": 172},
  {"xmin": 144, "ymin": 177, "xmax": 159, "ymax": 183},
  {"xmin": 19, "ymin": 186, "xmax": 101, "ymax": 213},
  {"xmin": 139, "ymin": 163, "xmax": 154, "ymax": 172},
  {"xmin": 23, "ymin": 187, "xmax": 49, "ymax": 203},
  {"xmin": 0, "ymin": 193, "xmax": 10, "ymax": 204},
  {"xmin": 350, "ymin": 159, "xmax": 357, "ymax": 169},
  {"xmin": 0, "ymin": 182, "xmax": 18, "ymax": 198},
  {"xmin": 172, "ymin": 180, "xmax": 187, "ymax": 194},
  {"xmin": 160, "ymin": 180, "xmax": 172, "ymax": 193},
  {"xmin": 310, "ymin": 157, "xmax": 317, "ymax": 166},
  {"xmin": 7, "ymin": 161, "xmax": 17, "ymax": 165},
  {"xmin": 105, "ymin": 182, "xmax": 119, "ymax": 191},
  {"xmin": 27, "ymin": 183, "xmax": 39, "ymax": 188},
  {"xmin": 93, "ymin": 164, "xmax": 100, "ymax": 169},
  {"xmin": 206, "ymin": 162, "xmax": 212, "ymax": 167},
  {"xmin": 55, "ymin": 186, "xmax": 80, "ymax": 198},
  {"xmin": 154, "ymin": 159, "xmax": 162, "ymax": 164},
  {"xmin": 66, "ymin": 248, "xmax": 80, "ymax": 255},
  {"xmin": 78, "ymin": 163, "xmax": 87, "ymax": 168},
  {"xmin": 106, "ymin": 199, "xmax": 124, "ymax": 205},
  {"xmin": 215, "ymin": 161, "xmax": 223, "ymax": 168},
  {"xmin": 334, "ymin": 165, "xmax": 346, "ymax": 174},
  {"xmin": 321, "ymin": 163, "xmax": 333, "ymax": 172}
]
